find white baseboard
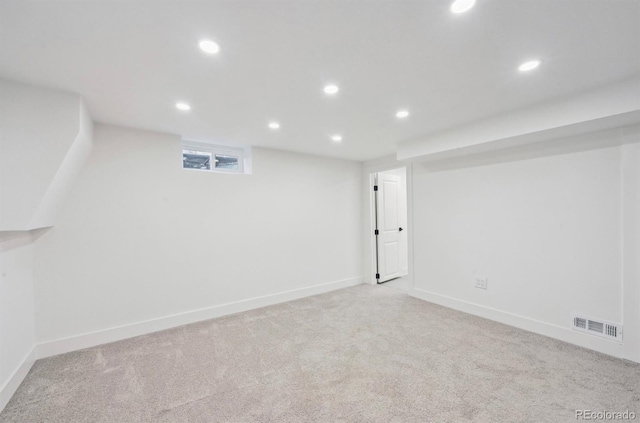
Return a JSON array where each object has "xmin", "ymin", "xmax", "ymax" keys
[
  {"xmin": 0, "ymin": 347, "xmax": 36, "ymax": 413},
  {"xmin": 409, "ymin": 288, "xmax": 627, "ymax": 360},
  {"xmin": 37, "ymin": 277, "xmax": 362, "ymax": 359}
]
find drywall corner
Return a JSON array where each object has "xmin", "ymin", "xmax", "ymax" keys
[
  {"xmin": 29, "ymin": 99, "xmax": 94, "ymax": 228},
  {"xmin": 0, "ymin": 348, "xmax": 35, "ymax": 413},
  {"xmin": 622, "ymin": 141, "xmax": 640, "ymax": 363},
  {"xmin": 0, "ymin": 79, "xmax": 93, "ymax": 231},
  {"xmin": 0, "ymin": 231, "xmax": 37, "ymax": 412}
]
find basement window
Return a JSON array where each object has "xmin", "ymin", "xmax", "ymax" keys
[
  {"xmin": 183, "ymin": 150, "xmax": 213, "ymax": 170},
  {"xmin": 182, "ymin": 140, "xmax": 250, "ymax": 174}
]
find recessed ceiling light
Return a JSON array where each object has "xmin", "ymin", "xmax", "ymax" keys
[
  {"xmin": 331, "ymin": 134, "xmax": 342, "ymax": 142},
  {"xmin": 450, "ymin": 0, "xmax": 476, "ymax": 14},
  {"xmin": 324, "ymin": 84, "xmax": 339, "ymax": 95},
  {"xmin": 518, "ymin": 60, "xmax": 541, "ymax": 72},
  {"xmin": 175, "ymin": 102, "xmax": 191, "ymax": 111},
  {"xmin": 396, "ymin": 110, "xmax": 410, "ymax": 119},
  {"xmin": 199, "ymin": 39, "xmax": 220, "ymax": 54},
  {"xmin": 268, "ymin": 121, "xmax": 280, "ymax": 130}
]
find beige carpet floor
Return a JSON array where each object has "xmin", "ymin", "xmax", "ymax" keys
[{"xmin": 1, "ymin": 284, "xmax": 639, "ymax": 422}]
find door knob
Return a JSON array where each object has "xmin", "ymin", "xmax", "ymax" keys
[{"xmin": 399, "ymin": 227, "xmax": 404, "ymax": 231}]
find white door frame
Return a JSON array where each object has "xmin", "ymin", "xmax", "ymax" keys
[{"xmin": 363, "ymin": 160, "xmax": 414, "ymax": 291}]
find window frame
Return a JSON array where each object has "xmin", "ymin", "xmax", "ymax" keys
[{"xmin": 181, "ymin": 141, "xmax": 246, "ymax": 174}]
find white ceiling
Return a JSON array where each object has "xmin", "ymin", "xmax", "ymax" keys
[{"xmin": 1, "ymin": 0, "xmax": 639, "ymax": 161}]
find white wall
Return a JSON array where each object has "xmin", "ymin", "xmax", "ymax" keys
[
  {"xmin": 0, "ymin": 79, "xmax": 92, "ymax": 231},
  {"xmin": 33, "ymin": 124, "xmax": 363, "ymax": 353},
  {"xmin": 411, "ymin": 140, "xmax": 640, "ymax": 360},
  {"xmin": 0, "ymin": 232, "xmax": 36, "ymax": 411}
]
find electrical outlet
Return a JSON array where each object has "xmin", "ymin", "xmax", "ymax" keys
[{"xmin": 474, "ymin": 276, "xmax": 487, "ymax": 289}]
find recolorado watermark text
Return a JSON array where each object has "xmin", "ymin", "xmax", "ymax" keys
[{"xmin": 576, "ymin": 410, "xmax": 636, "ymax": 420}]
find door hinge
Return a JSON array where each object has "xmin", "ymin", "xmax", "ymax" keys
[
  {"xmin": 374, "ymin": 229, "xmax": 379, "ymax": 235},
  {"xmin": 376, "ymin": 273, "xmax": 380, "ymax": 279},
  {"xmin": 373, "ymin": 185, "xmax": 378, "ymax": 191}
]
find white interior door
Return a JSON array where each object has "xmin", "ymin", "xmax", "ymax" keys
[{"xmin": 376, "ymin": 173, "xmax": 402, "ymax": 282}]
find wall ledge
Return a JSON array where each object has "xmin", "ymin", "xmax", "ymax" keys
[
  {"xmin": 404, "ymin": 111, "xmax": 640, "ymax": 164},
  {"xmin": 398, "ymin": 77, "xmax": 640, "ymax": 163}
]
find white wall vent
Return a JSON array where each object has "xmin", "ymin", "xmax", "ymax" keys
[{"xmin": 572, "ymin": 314, "xmax": 622, "ymax": 342}]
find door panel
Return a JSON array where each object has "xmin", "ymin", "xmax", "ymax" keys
[
  {"xmin": 377, "ymin": 173, "xmax": 402, "ymax": 282},
  {"xmin": 383, "ymin": 241, "xmax": 400, "ymax": 277},
  {"xmin": 383, "ymin": 180, "xmax": 398, "ymax": 230}
]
